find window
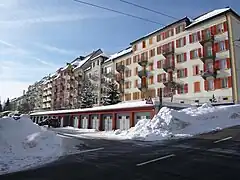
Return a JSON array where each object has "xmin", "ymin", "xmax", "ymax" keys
[
  {"xmin": 205, "ymin": 28, "xmax": 211, "ymax": 39},
  {"xmin": 219, "ymin": 59, "xmax": 227, "ymax": 70},
  {"xmin": 193, "ymin": 65, "xmax": 200, "ymax": 75},
  {"xmin": 125, "ymin": 81, "xmax": 132, "ymax": 89},
  {"xmin": 190, "ymin": 49, "xmax": 201, "ymax": 59},
  {"xmin": 149, "ymin": 76, "xmax": 154, "ymax": 84},
  {"xmin": 216, "ymin": 23, "xmax": 224, "ymax": 34},
  {"xmin": 126, "ymin": 58, "xmax": 131, "ymax": 65},
  {"xmin": 205, "ymin": 46, "xmax": 213, "ymax": 56},
  {"xmin": 177, "ymin": 69, "xmax": 186, "ymax": 78},
  {"xmin": 149, "ymin": 48, "xmax": 155, "ymax": 57},
  {"xmin": 192, "ymin": 33, "xmax": 198, "ymax": 42},
  {"xmin": 149, "ymin": 63, "xmax": 154, "ymax": 71},
  {"xmin": 176, "ymin": 24, "xmax": 185, "ymax": 34},
  {"xmin": 134, "ymin": 79, "xmax": 138, "ymax": 87},
  {"xmin": 208, "ymin": 79, "xmax": 214, "ymax": 90},
  {"xmin": 221, "ymin": 78, "xmax": 228, "ymax": 88},
  {"xmin": 142, "ymin": 41, "xmax": 146, "ymax": 48},
  {"xmin": 92, "ymin": 62, "xmax": 95, "ymax": 67},
  {"xmin": 206, "ymin": 62, "xmax": 214, "ymax": 72},
  {"xmin": 141, "ymin": 52, "xmax": 148, "ymax": 61},
  {"xmin": 133, "ymin": 55, "xmax": 139, "ymax": 63},
  {"xmin": 149, "ymin": 37, "xmax": 153, "ymax": 45},
  {"xmin": 176, "ymin": 53, "xmax": 187, "ymax": 63},
  {"xmin": 178, "ymin": 84, "xmax": 188, "ymax": 94},
  {"xmin": 157, "ymin": 34, "xmax": 161, "ymax": 42},
  {"xmin": 124, "ymin": 93, "xmax": 132, "ymax": 101},
  {"xmin": 189, "ymin": 32, "xmax": 200, "ymax": 43},
  {"xmin": 157, "ymin": 60, "xmax": 163, "ymax": 68},
  {"xmin": 134, "ymin": 67, "xmax": 138, "ymax": 75},
  {"xmin": 194, "ymin": 82, "xmax": 201, "ymax": 92},
  {"xmin": 133, "ymin": 92, "xmax": 140, "ymax": 100},
  {"xmin": 157, "ymin": 46, "xmax": 162, "ymax": 55},
  {"xmin": 125, "ymin": 70, "xmax": 132, "ymax": 77},
  {"xmin": 176, "ymin": 37, "xmax": 186, "ymax": 48},
  {"xmin": 133, "ymin": 45, "xmax": 137, "ymax": 51},
  {"xmin": 219, "ymin": 41, "xmax": 225, "ymax": 51},
  {"xmin": 157, "ymin": 73, "xmax": 166, "ymax": 82}
]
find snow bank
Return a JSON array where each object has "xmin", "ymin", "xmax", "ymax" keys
[
  {"xmin": 0, "ymin": 116, "xmax": 63, "ymax": 175},
  {"xmin": 63, "ymin": 103, "xmax": 240, "ymax": 141},
  {"xmin": 54, "ymin": 126, "xmax": 96, "ymax": 134}
]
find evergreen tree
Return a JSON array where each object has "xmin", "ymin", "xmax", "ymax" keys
[
  {"xmin": 3, "ymin": 98, "xmax": 11, "ymax": 111},
  {"xmin": 17, "ymin": 102, "xmax": 31, "ymax": 114},
  {"xmin": 102, "ymin": 81, "xmax": 121, "ymax": 106},
  {"xmin": 79, "ymin": 78, "xmax": 96, "ymax": 108}
]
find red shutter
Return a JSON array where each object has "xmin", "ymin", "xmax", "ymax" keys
[
  {"xmin": 176, "ymin": 39, "xmax": 179, "ymax": 48},
  {"xmin": 223, "ymin": 21, "xmax": 228, "ymax": 32},
  {"xmin": 226, "ymin": 58, "xmax": 231, "ymax": 69},
  {"xmin": 213, "ymin": 25, "xmax": 217, "ymax": 35},
  {"xmin": 210, "ymin": 26, "xmax": 214, "ymax": 35},
  {"xmin": 184, "ymin": 68, "xmax": 188, "ymax": 77},
  {"xmin": 176, "ymin": 55, "xmax": 179, "ymax": 63},
  {"xmin": 202, "ymin": 47, "xmax": 205, "ymax": 57},
  {"xmin": 228, "ymin": 76, "xmax": 232, "ymax": 88},
  {"xmin": 197, "ymin": 31, "xmax": 201, "ymax": 41},
  {"xmin": 204, "ymin": 63, "xmax": 206, "ymax": 72},
  {"xmin": 204, "ymin": 80, "xmax": 208, "ymax": 91},
  {"xmin": 183, "ymin": 37, "xmax": 186, "ymax": 45},
  {"xmin": 198, "ymin": 48, "xmax": 202, "ymax": 57},
  {"xmin": 193, "ymin": 66, "xmax": 196, "ymax": 76},
  {"xmin": 214, "ymin": 60, "xmax": 220, "ymax": 69},
  {"xmin": 214, "ymin": 43, "xmax": 219, "ymax": 53},
  {"xmin": 196, "ymin": 65, "xmax": 199, "ymax": 75},
  {"xmin": 172, "ymin": 55, "xmax": 175, "ymax": 66},
  {"xmin": 190, "ymin": 51, "xmax": 193, "ymax": 59},
  {"xmin": 189, "ymin": 34, "xmax": 192, "ymax": 43},
  {"xmin": 184, "ymin": 53, "xmax": 187, "ymax": 61},
  {"xmin": 225, "ymin": 39, "xmax": 229, "ymax": 50},
  {"xmin": 177, "ymin": 70, "xmax": 180, "ymax": 78},
  {"xmin": 171, "ymin": 29, "xmax": 174, "ymax": 36},
  {"xmin": 214, "ymin": 78, "xmax": 221, "ymax": 89},
  {"xmin": 172, "ymin": 41, "xmax": 174, "ymax": 49},
  {"xmin": 184, "ymin": 84, "xmax": 188, "ymax": 93},
  {"xmin": 201, "ymin": 30, "xmax": 205, "ymax": 40}
]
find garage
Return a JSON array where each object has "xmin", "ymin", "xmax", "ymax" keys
[
  {"xmin": 90, "ymin": 115, "xmax": 99, "ymax": 130},
  {"xmin": 80, "ymin": 115, "xmax": 89, "ymax": 129},
  {"xmin": 73, "ymin": 115, "xmax": 79, "ymax": 128},
  {"xmin": 134, "ymin": 112, "xmax": 151, "ymax": 126},
  {"xmin": 102, "ymin": 114, "xmax": 113, "ymax": 131},
  {"xmin": 116, "ymin": 114, "xmax": 130, "ymax": 130}
]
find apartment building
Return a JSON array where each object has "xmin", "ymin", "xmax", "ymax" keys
[
  {"xmin": 42, "ymin": 77, "xmax": 52, "ymax": 110},
  {"xmin": 110, "ymin": 47, "xmax": 132, "ymax": 101},
  {"xmin": 116, "ymin": 7, "xmax": 240, "ymax": 104}
]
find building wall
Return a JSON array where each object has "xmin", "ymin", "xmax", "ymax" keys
[{"xmin": 228, "ymin": 13, "xmax": 240, "ymax": 103}]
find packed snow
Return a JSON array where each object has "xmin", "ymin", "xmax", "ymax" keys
[
  {"xmin": 60, "ymin": 103, "xmax": 240, "ymax": 141},
  {"xmin": 0, "ymin": 115, "xmax": 63, "ymax": 175}
]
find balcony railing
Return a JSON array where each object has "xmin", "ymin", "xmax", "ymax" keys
[
  {"xmin": 200, "ymin": 69, "xmax": 218, "ymax": 80},
  {"xmin": 162, "ymin": 48, "xmax": 175, "ymax": 57},
  {"xmin": 116, "ymin": 64, "xmax": 125, "ymax": 72},
  {"xmin": 163, "ymin": 63, "xmax": 175, "ymax": 72},
  {"xmin": 163, "ymin": 77, "xmax": 182, "ymax": 88},
  {"xmin": 138, "ymin": 56, "xmax": 148, "ymax": 67},
  {"xmin": 200, "ymin": 35, "xmax": 214, "ymax": 45},
  {"xmin": 200, "ymin": 52, "xmax": 216, "ymax": 62}
]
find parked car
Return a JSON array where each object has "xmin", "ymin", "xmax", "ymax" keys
[{"xmin": 38, "ymin": 118, "xmax": 60, "ymax": 128}]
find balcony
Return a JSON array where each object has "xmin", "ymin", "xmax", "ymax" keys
[
  {"xmin": 163, "ymin": 78, "xmax": 182, "ymax": 89},
  {"xmin": 137, "ymin": 83, "xmax": 148, "ymax": 92},
  {"xmin": 138, "ymin": 57, "xmax": 148, "ymax": 67},
  {"xmin": 116, "ymin": 64, "xmax": 125, "ymax": 72},
  {"xmin": 200, "ymin": 52, "xmax": 216, "ymax": 62},
  {"xmin": 199, "ymin": 35, "xmax": 214, "ymax": 45},
  {"xmin": 200, "ymin": 69, "xmax": 218, "ymax": 80},
  {"xmin": 162, "ymin": 48, "xmax": 174, "ymax": 57},
  {"xmin": 163, "ymin": 63, "xmax": 175, "ymax": 72},
  {"xmin": 138, "ymin": 69, "xmax": 148, "ymax": 78}
]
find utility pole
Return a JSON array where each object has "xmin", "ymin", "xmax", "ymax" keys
[{"xmin": 158, "ymin": 88, "xmax": 163, "ymax": 112}]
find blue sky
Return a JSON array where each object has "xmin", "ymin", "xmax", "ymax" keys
[{"xmin": 0, "ymin": 0, "xmax": 239, "ymax": 101}]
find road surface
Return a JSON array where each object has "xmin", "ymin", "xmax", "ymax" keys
[{"xmin": 2, "ymin": 125, "xmax": 240, "ymax": 180}]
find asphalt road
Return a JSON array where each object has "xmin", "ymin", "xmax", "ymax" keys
[{"xmin": 2, "ymin": 125, "xmax": 240, "ymax": 180}]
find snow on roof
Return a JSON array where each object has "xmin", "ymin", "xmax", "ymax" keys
[
  {"xmin": 30, "ymin": 101, "xmax": 153, "ymax": 116},
  {"xmin": 73, "ymin": 55, "xmax": 92, "ymax": 70},
  {"xmin": 84, "ymin": 66, "xmax": 91, "ymax": 72},
  {"xmin": 107, "ymin": 47, "xmax": 132, "ymax": 61},
  {"xmin": 91, "ymin": 53, "xmax": 109, "ymax": 60},
  {"xmin": 186, "ymin": 8, "xmax": 230, "ymax": 28}
]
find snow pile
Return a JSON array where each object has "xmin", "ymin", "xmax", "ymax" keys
[
  {"xmin": 0, "ymin": 115, "xmax": 63, "ymax": 175},
  {"xmin": 116, "ymin": 103, "xmax": 240, "ymax": 141},
  {"xmin": 63, "ymin": 103, "xmax": 240, "ymax": 141}
]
